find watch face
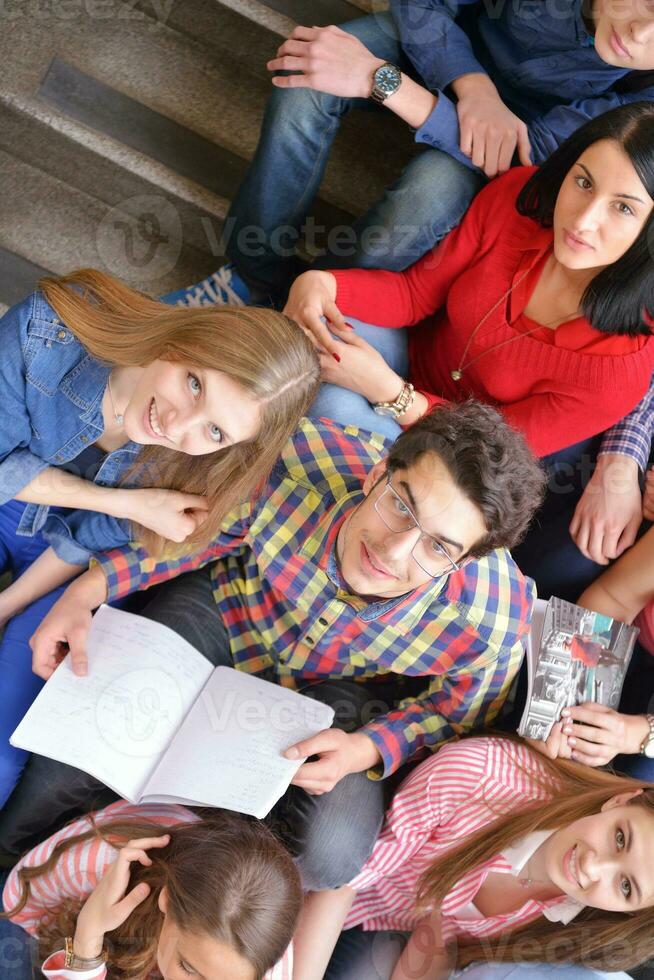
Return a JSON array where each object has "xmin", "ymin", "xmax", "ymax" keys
[
  {"xmin": 645, "ymin": 736, "xmax": 654, "ymax": 759},
  {"xmin": 374, "ymin": 404, "xmax": 397, "ymax": 418},
  {"xmin": 375, "ymin": 65, "xmax": 401, "ymax": 95}
]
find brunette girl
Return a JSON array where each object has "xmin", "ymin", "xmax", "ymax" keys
[
  {"xmin": 2, "ymin": 801, "xmax": 302, "ymax": 980},
  {"xmin": 292, "ymin": 735, "xmax": 654, "ymax": 980},
  {"xmin": 0, "ymin": 269, "xmax": 319, "ymax": 806},
  {"xmin": 286, "ymin": 101, "xmax": 654, "ymax": 456}
]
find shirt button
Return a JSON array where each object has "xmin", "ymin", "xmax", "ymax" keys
[
  {"xmin": 318, "ymin": 617, "xmax": 328, "ymax": 626},
  {"xmin": 55, "ymin": 454, "xmax": 64, "ymax": 462},
  {"xmin": 80, "ymin": 435, "xmax": 89, "ymax": 444},
  {"xmin": 306, "ymin": 636, "xmax": 314, "ymax": 645},
  {"xmin": 57, "ymin": 330, "xmax": 67, "ymax": 340}
]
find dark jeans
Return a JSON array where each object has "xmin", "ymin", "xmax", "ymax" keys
[
  {"xmin": 0, "ymin": 868, "xmax": 38, "ymax": 979},
  {"xmin": 225, "ymin": 11, "xmax": 483, "ymax": 303},
  {"xmin": 0, "ymin": 567, "xmax": 385, "ymax": 890},
  {"xmin": 325, "ymin": 927, "xmax": 408, "ymax": 980}
]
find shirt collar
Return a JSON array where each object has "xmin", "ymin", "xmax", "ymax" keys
[{"xmin": 502, "ymin": 831, "xmax": 585, "ymax": 924}]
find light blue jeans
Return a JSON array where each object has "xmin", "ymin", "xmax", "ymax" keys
[
  {"xmin": 308, "ymin": 318, "xmax": 409, "ymax": 442},
  {"xmin": 325, "ymin": 929, "xmax": 632, "ymax": 980},
  {"xmin": 225, "ymin": 12, "xmax": 484, "ymax": 301}
]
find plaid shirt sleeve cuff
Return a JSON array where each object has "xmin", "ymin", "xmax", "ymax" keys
[
  {"xmin": 598, "ymin": 427, "xmax": 650, "ymax": 472},
  {"xmin": 91, "ymin": 546, "xmax": 150, "ymax": 601},
  {"xmin": 362, "ymin": 711, "xmax": 453, "ymax": 779}
]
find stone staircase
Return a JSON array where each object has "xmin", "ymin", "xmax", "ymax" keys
[{"xmin": 0, "ymin": 0, "xmax": 412, "ymax": 313}]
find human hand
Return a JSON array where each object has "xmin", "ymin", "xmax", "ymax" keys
[
  {"xmin": 643, "ymin": 467, "xmax": 654, "ymax": 521},
  {"xmin": 74, "ymin": 835, "xmax": 170, "ymax": 958},
  {"xmin": 526, "ymin": 721, "xmax": 573, "ymax": 762},
  {"xmin": 317, "ymin": 325, "xmax": 405, "ymax": 404},
  {"xmin": 453, "ymin": 73, "xmax": 531, "ymax": 177},
  {"xmin": 119, "ymin": 488, "xmax": 209, "ymax": 543},
  {"xmin": 267, "ymin": 24, "xmax": 383, "ymax": 99},
  {"xmin": 284, "ymin": 269, "xmax": 347, "ymax": 359},
  {"xmin": 285, "ymin": 729, "xmax": 381, "ymax": 794},
  {"xmin": 570, "ymin": 454, "xmax": 642, "ymax": 565},
  {"xmin": 30, "ymin": 566, "xmax": 107, "ymax": 679},
  {"xmin": 560, "ymin": 702, "xmax": 650, "ymax": 766}
]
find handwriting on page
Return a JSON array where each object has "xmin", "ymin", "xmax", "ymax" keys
[
  {"xmin": 11, "ymin": 605, "xmax": 213, "ymax": 801},
  {"xmin": 144, "ymin": 667, "xmax": 334, "ymax": 816}
]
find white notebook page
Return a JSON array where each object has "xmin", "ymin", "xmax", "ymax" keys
[
  {"xmin": 11, "ymin": 605, "xmax": 213, "ymax": 801},
  {"xmin": 142, "ymin": 667, "xmax": 335, "ymax": 816}
]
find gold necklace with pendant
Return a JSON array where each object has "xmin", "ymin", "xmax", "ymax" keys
[{"xmin": 450, "ymin": 266, "xmax": 580, "ymax": 383}]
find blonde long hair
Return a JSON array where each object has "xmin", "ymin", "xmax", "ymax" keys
[
  {"xmin": 418, "ymin": 735, "xmax": 654, "ymax": 972},
  {"xmin": 41, "ymin": 270, "xmax": 320, "ymax": 555},
  {"xmin": 3, "ymin": 811, "xmax": 302, "ymax": 980}
]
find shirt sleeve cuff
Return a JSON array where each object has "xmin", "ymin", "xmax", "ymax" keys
[
  {"xmin": 362, "ymin": 723, "xmax": 404, "ymax": 779},
  {"xmin": 43, "ymin": 949, "xmax": 107, "ymax": 979},
  {"xmin": 43, "ymin": 524, "xmax": 93, "ymax": 566},
  {"xmin": 91, "ymin": 547, "xmax": 147, "ymax": 601},
  {"xmin": 414, "ymin": 93, "xmax": 480, "ymax": 172},
  {"xmin": 597, "ymin": 438, "xmax": 649, "ymax": 472}
]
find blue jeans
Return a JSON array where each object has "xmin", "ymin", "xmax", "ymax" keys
[
  {"xmin": 308, "ymin": 318, "xmax": 408, "ymax": 441},
  {"xmin": 0, "ymin": 868, "xmax": 37, "ymax": 979},
  {"xmin": 325, "ymin": 929, "xmax": 631, "ymax": 980},
  {"xmin": 0, "ymin": 499, "xmax": 68, "ymax": 809},
  {"xmin": 225, "ymin": 12, "xmax": 484, "ymax": 302}
]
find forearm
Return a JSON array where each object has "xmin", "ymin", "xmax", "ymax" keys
[
  {"xmin": 391, "ymin": 915, "xmax": 451, "ymax": 980},
  {"xmin": 383, "ymin": 72, "xmax": 438, "ymax": 129},
  {"xmin": 15, "ymin": 467, "xmax": 129, "ymax": 519},
  {"xmin": 62, "ymin": 562, "xmax": 109, "ymax": 610},
  {"xmin": 292, "ymin": 887, "xmax": 355, "ymax": 980},
  {"xmin": 1, "ymin": 547, "xmax": 84, "ymax": 617}
]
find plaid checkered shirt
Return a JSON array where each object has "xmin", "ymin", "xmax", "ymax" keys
[{"xmin": 95, "ymin": 419, "xmax": 536, "ymax": 777}]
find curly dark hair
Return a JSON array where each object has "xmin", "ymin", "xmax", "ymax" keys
[{"xmin": 386, "ymin": 400, "xmax": 546, "ymax": 558}]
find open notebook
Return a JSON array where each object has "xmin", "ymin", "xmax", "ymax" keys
[{"xmin": 11, "ymin": 605, "xmax": 335, "ymax": 818}]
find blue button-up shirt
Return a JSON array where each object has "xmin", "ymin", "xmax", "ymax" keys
[
  {"xmin": 0, "ymin": 291, "xmax": 141, "ymax": 564},
  {"xmin": 390, "ymin": 0, "xmax": 654, "ymax": 168}
]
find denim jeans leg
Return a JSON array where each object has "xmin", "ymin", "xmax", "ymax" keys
[
  {"xmin": 317, "ymin": 148, "xmax": 485, "ymax": 272},
  {"xmin": 0, "ymin": 868, "xmax": 38, "ymax": 980},
  {"xmin": 272, "ymin": 679, "xmax": 386, "ymax": 891},
  {"xmin": 224, "ymin": 12, "xmax": 406, "ymax": 300},
  {"xmin": 325, "ymin": 927, "xmax": 408, "ymax": 980},
  {"xmin": 308, "ymin": 318, "xmax": 408, "ymax": 439},
  {"xmin": 0, "ymin": 568, "xmax": 232, "ymax": 855}
]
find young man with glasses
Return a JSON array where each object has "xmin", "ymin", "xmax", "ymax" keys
[{"xmin": 1, "ymin": 402, "xmax": 545, "ymax": 891}]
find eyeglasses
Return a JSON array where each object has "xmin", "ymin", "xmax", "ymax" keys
[{"xmin": 373, "ymin": 476, "xmax": 461, "ymax": 577}]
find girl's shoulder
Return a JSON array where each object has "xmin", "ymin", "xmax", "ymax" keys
[{"xmin": 399, "ymin": 736, "xmax": 553, "ymax": 800}]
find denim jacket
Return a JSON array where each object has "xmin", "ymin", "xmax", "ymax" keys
[
  {"xmin": 0, "ymin": 291, "xmax": 141, "ymax": 564},
  {"xmin": 389, "ymin": 0, "xmax": 654, "ymax": 169}
]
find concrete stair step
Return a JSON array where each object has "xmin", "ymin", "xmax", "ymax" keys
[{"xmin": 0, "ymin": 149, "xmax": 220, "ymax": 297}]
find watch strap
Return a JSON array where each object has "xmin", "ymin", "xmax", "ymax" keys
[
  {"xmin": 374, "ymin": 381, "xmax": 415, "ymax": 418},
  {"xmin": 639, "ymin": 714, "xmax": 654, "ymax": 755},
  {"xmin": 64, "ymin": 937, "xmax": 107, "ymax": 970}
]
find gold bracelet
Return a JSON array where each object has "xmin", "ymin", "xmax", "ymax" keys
[{"xmin": 64, "ymin": 936, "xmax": 108, "ymax": 970}]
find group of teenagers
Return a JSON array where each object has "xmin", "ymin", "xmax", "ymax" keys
[{"xmin": 6, "ymin": 1, "xmax": 654, "ymax": 978}]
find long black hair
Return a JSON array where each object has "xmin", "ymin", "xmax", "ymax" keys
[{"xmin": 517, "ymin": 101, "xmax": 654, "ymax": 337}]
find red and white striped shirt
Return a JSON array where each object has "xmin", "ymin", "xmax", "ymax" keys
[
  {"xmin": 2, "ymin": 800, "xmax": 292, "ymax": 980},
  {"xmin": 344, "ymin": 736, "xmax": 577, "ymax": 941}
]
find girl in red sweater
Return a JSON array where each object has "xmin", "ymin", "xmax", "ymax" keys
[{"xmin": 289, "ymin": 102, "xmax": 654, "ymax": 459}]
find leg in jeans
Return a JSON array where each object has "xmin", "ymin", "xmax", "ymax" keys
[
  {"xmin": 225, "ymin": 12, "xmax": 483, "ymax": 301},
  {"xmin": 274, "ymin": 680, "xmax": 386, "ymax": 890},
  {"xmin": 308, "ymin": 317, "xmax": 408, "ymax": 439},
  {"xmin": 0, "ymin": 567, "xmax": 231, "ymax": 855},
  {"xmin": 0, "ymin": 868, "xmax": 38, "ymax": 980},
  {"xmin": 325, "ymin": 927, "xmax": 408, "ymax": 980},
  {"xmin": 614, "ymin": 641, "xmax": 654, "ymax": 780}
]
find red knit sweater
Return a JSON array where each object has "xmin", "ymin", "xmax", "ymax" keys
[{"xmin": 332, "ymin": 167, "xmax": 654, "ymax": 458}]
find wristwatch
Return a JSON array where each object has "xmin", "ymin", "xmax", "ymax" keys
[
  {"xmin": 373, "ymin": 381, "xmax": 415, "ymax": 419},
  {"xmin": 64, "ymin": 936, "xmax": 107, "ymax": 970},
  {"xmin": 639, "ymin": 714, "xmax": 654, "ymax": 758},
  {"xmin": 370, "ymin": 62, "xmax": 402, "ymax": 103}
]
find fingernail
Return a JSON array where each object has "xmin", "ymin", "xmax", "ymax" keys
[
  {"xmin": 568, "ymin": 738, "xmax": 576, "ymax": 746},
  {"xmin": 561, "ymin": 708, "xmax": 570, "ymax": 717},
  {"xmin": 332, "ymin": 353, "xmax": 341, "ymax": 363},
  {"xmin": 285, "ymin": 747, "xmax": 299, "ymax": 759}
]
